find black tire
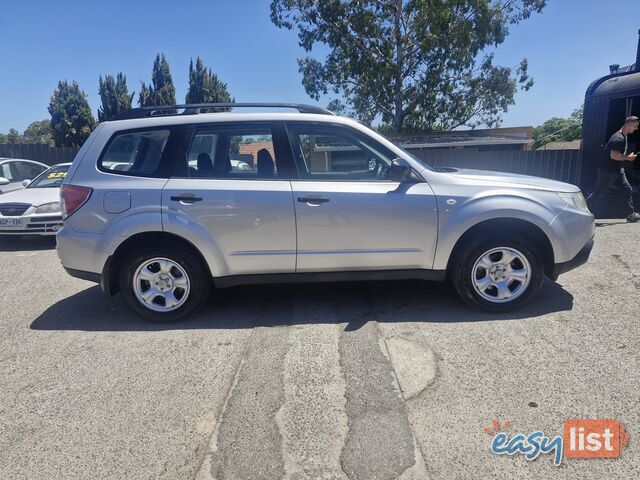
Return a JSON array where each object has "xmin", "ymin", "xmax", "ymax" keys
[
  {"xmin": 119, "ymin": 242, "xmax": 211, "ymax": 322},
  {"xmin": 451, "ymin": 235, "xmax": 545, "ymax": 312}
]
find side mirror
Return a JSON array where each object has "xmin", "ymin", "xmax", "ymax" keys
[
  {"xmin": 0, "ymin": 177, "xmax": 10, "ymax": 186},
  {"xmin": 22, "ymin": 179, "xmax": 31, "ymax": 187},
  {"xmin": 387, "ymin": 158, "xmax": 413, "ymax": 182}
]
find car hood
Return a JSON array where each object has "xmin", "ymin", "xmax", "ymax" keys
[
  {"xmin": 0, "ymin": 187, "xmax": 60, "ymax": 206},
  {"xmin": 438, "ymin": 167, "xmax": 580, "ymax": 192}
]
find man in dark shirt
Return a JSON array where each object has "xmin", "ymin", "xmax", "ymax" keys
[{"xmin": 591, "ymin": 116, "xmax": 639, "ymax": 221}]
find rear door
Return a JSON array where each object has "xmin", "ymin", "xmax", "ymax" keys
[
  {"xmin": 286, "ymin": 122, "xmax": 438, "ymax": 272},
  {"xmin": 161, "ymin": 122, "xmax": 297, "ymax": 276}
]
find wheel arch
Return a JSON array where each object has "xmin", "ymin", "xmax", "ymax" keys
[
  {"xmin": 103, "ymin": 231, "xmax": 212, "ymax": 295},
  {"xmin": 446, "ymin": 218, "xmax": 555, "ymax": 278}
]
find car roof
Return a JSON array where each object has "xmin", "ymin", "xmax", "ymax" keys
[{"xmin": 0, "ymin": 158, "xmax": 49, "ymax": 166}]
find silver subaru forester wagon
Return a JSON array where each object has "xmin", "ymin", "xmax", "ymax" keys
[{"xmin": 57, "ymin": 103, "xmax": 594, "ymax": 321}]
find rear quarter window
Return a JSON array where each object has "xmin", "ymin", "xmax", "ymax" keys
[{"xmin": 98, "ymin": 128, "xmax": 171, "ymax": 177}]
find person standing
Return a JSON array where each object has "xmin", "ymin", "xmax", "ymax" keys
[{"xmin": 591, "ymin": 116, "xmax": 639, "ymax": 221}]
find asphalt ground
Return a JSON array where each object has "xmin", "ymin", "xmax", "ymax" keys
[{"xmin": 0, "ymin": 220, "xmax": 638, "ymax": 479}]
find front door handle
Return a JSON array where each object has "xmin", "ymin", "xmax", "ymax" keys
[
  {"xmin": 171, "ymin": 195, "xmax": 203, "ymax": 203},
  {"xmin": 298, "ymin": 196, "xmax": 330, "ymax": 204}
]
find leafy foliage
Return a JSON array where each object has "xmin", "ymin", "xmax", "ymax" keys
[
  {"xmin": 7, "ymin": 128, "xmax": 22, "ymax": 144},
  {"xmin": 271, "ymin": 0, "xmax": 546, "ymax": 132},
  {"xmin": 48, "ymin": 80, "xmax": 96, "ymax": 147},
  {"xmin": 23, "ymin": 120, "xmax": 54, "ymax": 145},
  {"xmin": 139, "ymin": 54, "xmax": 177, "ymax": 107},
  {"xmin": 0, "ymin": 120, "xmax": 53, "ymax": 145},
  {"xmin": 532, "ymin": 106, "xmax": 583, "ymax": 149},
  {"xmin": 185, "ymin": 57, "xmax": 233, "ymax": 105},
  {"xmin": 98, "ymin": 73, "xmax": 134, "ymax": 122}
]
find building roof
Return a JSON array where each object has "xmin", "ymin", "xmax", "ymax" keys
[
  {"xmin": 536, "ymin": 139, "xmax": 582, "ymax": 150},
  {"xmin": 385, "ymin": 126, "xmax": 534, "ymax": 149}
]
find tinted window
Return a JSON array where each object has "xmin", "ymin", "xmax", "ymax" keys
[
  {"xmin": 185, "ymin": 126, "xmax": 280, "ymax": 179},
  {"xmin": 99, "ymin": 129, "xmax": 171, "ymax": 176},
  {"xmin": 18, "ymin": 162, "xmax": 47, "ymax": 180},
  {"xmin": 287, "ymin": 124, "xmax": 394, "ymax": 181}
]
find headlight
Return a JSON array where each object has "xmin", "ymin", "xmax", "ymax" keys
[
  {"xmin": 557, "ymin": 192, "xmax": 588, "ymax": 211},
  {"xmin": 35, "ymin": 202, "xmax": 61, "ymax": 214}
]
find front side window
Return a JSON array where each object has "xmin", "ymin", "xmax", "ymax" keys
[
  {"xmin": 287, "ymin": 124, "xmax": 395, "ymax": 181},
  {"xmin": 19, "ymin": 162, "xmax": 47, "ymax": 180},
  {"xmin": 185, "ymin": 127, "xmax": 280, "ymax": 179},
  {"xmin": 99, "ymin": 129, "xmax": 171, "ymax": 176},
  {"xmin": 0, "ymin": 163, "xmax": 16, "ymax": 181}
]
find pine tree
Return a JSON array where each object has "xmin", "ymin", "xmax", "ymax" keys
[
  {"xmin": 185, "ymin": 57, "xmax": 233, "ymax": 105},
  {"xmin": 98, "ymin": 73, "xmax": 134, "ymax": 122},
  {"xmin": 139, "ymin": 53, "xmax": 176, "ymax": 107},
  {"xmin": 48, "ymin": 80, "xmax": 96, "ymax": 147}
]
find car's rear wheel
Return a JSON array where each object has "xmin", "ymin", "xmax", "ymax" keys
[
  {"xmin": 451, "ymin": 235, "xmax": 545, "ymax": 312},
  {"xmin": 119, "ymin": 243, "xmax": 210, "ymax": 322}
]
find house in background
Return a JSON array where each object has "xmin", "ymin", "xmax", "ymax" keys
[
  {"xmin": 536, "ymin": 139, "xmax": 582, "ymax": 150},
  {"xmin": 384, "ymin": 126, "xmax": 534, "ymax": 154}
]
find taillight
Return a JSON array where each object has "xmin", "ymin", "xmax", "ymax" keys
[{"xmin": 60, "ymin": 185, "xmax": 92, "ymax": 219}]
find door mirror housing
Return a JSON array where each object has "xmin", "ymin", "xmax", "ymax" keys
[
  {"xmin": 0, "ymin": 177, "xmax": 10, "ymax": 186},
  {"xmin": 22, "ymin": 179, "xmax": 31, "ymax": 187},
  {"xmin": 387, "ymin": 158, "xmax": 413, "ymax": 182}
]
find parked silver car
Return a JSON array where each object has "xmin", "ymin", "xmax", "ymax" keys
[
  {"xmin": 56, "ymin": 103, "xmax": 594, "ymax": 321},
  {"xmin": 0, "ymin": 158, "xmax": 48, "ymax": 194},
  {"xmin": 0, "ymin": 163, "xmax": 69, "ymax": 236}
]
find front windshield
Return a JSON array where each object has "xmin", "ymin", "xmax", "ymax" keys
[{"xmin": 27, "ymin": 165, "xmax": 69, "ymax": 188}]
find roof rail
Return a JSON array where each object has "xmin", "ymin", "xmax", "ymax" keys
[{"xmin": 111, "ymin": 103, "xmax": 335, "ymax": 121}]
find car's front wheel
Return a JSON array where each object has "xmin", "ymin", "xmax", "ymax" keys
[
  {"xmin": 451, "ymin": 235, "xmax": 545, "ymax": 312},
  {"xmin": 119, "ymin": 243, "xmax": 210, "ymax": 322}
]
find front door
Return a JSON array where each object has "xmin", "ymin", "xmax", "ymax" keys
[
  {"xmin": 286, "ymin": 122, "xmax": 438, "ymax": 272},
  {"xmin": 162, "ymin": 122, "xmax": 297, "ymax": 276}
]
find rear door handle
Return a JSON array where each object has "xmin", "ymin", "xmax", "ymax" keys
[
  {"xmin": 171, "ymin": 195, "xmax": 203, "ymax": 203},
  {"xmin": 297, "ymin": 196, "xmax": 330, "ymax": 204}
]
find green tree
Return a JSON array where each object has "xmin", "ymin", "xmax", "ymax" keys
[
  {"xmin": 22, "ymin": 120, "xmax": 54, "ymax": 145},
  {"xmin": 98, "ymin": 73, "xmax": 134, "ymax": 122},
  {"xmin": 185, "ymin": 57, "xmax": 233, "ymax": 105},
  {"xmin": 0, "ymin": 133, "xmax": 6, "ymax": 144},
  {"xmin": 139, "ymin": 53, "xmax": 176, "ymax": 107},
  {"xmin": 533, "ymin": 106, "xmax": 583, "ymax": 149},
  {"xmin": 48, "ymin": 80, "xmax": 96, "ymax": 147},
  {"xmin": 7, "ymin": 128, "xmax": 22, "ymax": 144},
  {"xmin": 271, "ymin": 0, "xmax": 546, "ymax": 132}
]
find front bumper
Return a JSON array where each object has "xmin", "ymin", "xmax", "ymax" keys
[
  {"xmin": 0, "ymin": 214, "xmax": 63, "ymax": 235},
  {"xmin": 552, "ymin": 236, "xmax": 594, "ymax": 279}
]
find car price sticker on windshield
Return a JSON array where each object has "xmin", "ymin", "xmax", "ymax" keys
[{"xmin": 47, "ymin": 171, "xmax": 67, "ymax": 179}]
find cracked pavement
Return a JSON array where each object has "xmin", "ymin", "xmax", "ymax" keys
[{"xmin": 0, "ymin": 220, "xmax": 639, "ymax": 479}]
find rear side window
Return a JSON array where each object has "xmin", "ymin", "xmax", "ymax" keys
[
  {"xmin": 183, "ymin": 126, "xmax": 282, "ymax": 179},
  {"xmin": 99, "ymin": 129, "xmax": 171, "ymax": 176}
]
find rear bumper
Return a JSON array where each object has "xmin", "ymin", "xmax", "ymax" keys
[
  {"xmin": 552, "ymin": 236, "xmax": 594, "ymax": 278},
  {"xmin": 64, "ymin": 267, "xmax": 101, "ymax": 284}
]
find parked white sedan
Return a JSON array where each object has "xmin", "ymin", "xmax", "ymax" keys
[
  {"xmin": 0, "ymin": 158, "xmax": 48, "ymax": 194},
  {"xmin": 0, "ymin": 163, "xmax": 70, "ymax": 236}
]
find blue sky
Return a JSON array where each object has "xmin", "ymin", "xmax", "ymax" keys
[{"xmin": 1, "ymin": 0, "xmax": 639, "ymax": 133}]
